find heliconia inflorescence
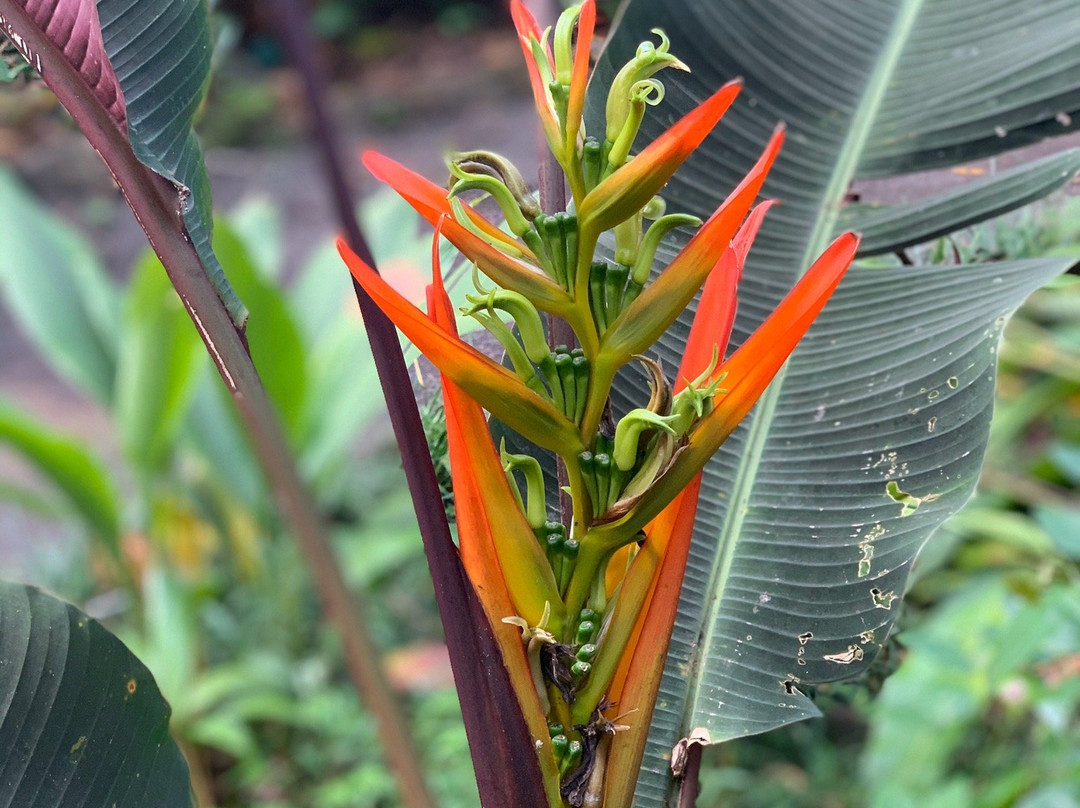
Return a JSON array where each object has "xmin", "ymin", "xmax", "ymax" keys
[{"xmin": 337, "ymin": 3, "xmax": 859, "ymax": 806}]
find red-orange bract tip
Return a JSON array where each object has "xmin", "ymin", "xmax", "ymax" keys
[
  {"xmin": 363, "ymin": 149, "xmax": 527, "ymax": 255},
  {"xmin": 362, "ymin": 150, "xmax": 446, "ymax": 223},
  {"xmin": 581, "ymin": 80, "xmax": 743, "ymax": 235},
  {"xmin": 677, "ymin": 199, "xmax": 776, "ymax": 388},
  {"xmin": 337, "ymin": 236, "xmax": 581, "ymax": 457},
  {"xmin": 566, "ymin": 0, "xmax": 596, "ymax": 138},
  {"xmin": 509, "ymin": 0, "xmax": 541, "ymax": 39}
]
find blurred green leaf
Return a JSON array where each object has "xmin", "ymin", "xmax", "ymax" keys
[
  {"xmin": 0, "ymin": 167, "xmax": 119, "ymax": 403},
  {"xmin": 0, "ymin": 479, "xmax": 67, "ymax": 520},
  {"xmin": 862, "ymin": 581, "xmax": 1080, "ymax": 808},
  {"xmin": 289, "ymin": 239, "xmax": 357, "ymax": 346},
  {"xmin": 214, "ymin": 218, "xmax": 308, "ymax": 439},
  {"xmin": 181, "ymin": 376, "xmax": 264, "ymax": 511},
  {"xmin": 229, "ymin": 197, "xmax": 284, "ymax": 281},
  {"xmin": 1048, "ymin": 442, "xmax": 1080, "ymax": 486},
  {"xmin": 115, "ymin": 251, "xmax": 205, "ymax": 477},
  {"xmin": 1032, "ymin": 505, "xmax": 1080, "ymax": 560},
  {"xmin": 0, "ymin": 400, "xmax": 119, "ymax": 557},
  {"xmin": 945, "ymin": 507, "xmax": 1055, "ymax": 556},
  {"xmin": 288, "ymin": 240, "xmax": 387, "ymax": 488},
  {"xmin": 1014, "ymin": 786, "xmax": 1080, "ymax": 808}
]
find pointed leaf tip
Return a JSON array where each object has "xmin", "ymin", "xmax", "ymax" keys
[
  {"xmin": 337, "ymin": 238, "xmax": 581, "ymax": 457},
  {"xmin": 580, "ymin": 80, "xmax": 743, "ymax": 235},
  {"xmin": 679, "ymin": 199, "xmax": 776, "ymax": 384},
  {"xmin": 362, "ymin": 150, "xmax": 527, "ymax": 254},
  {"xmin": 509, "ymin": 0, "xmax": 541, "ymax": 38}
]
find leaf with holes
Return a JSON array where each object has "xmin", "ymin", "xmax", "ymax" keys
[
  {"xmin": 0, "ymin": 581, "xmax": 194, "ymax": 807},
  {"xmin": 591, "ymin": 1, "xmax": 1080, "ymax": 805}
]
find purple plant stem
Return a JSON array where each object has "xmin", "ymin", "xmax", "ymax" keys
[{"xmin": 266, "ymin": 2, "xmax": 551, "ymax": 807}]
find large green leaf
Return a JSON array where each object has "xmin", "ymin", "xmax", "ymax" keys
[
  {"xmin": 0, "ymin": 581, "xmax": 195, "ymax": 807},
  {"xmin": 95, "ymin": 0, "xmax": 245, "ymax": 325},
  {"xmin": 0, "ymin": 167, "xmax": 119, "ymax": 404},
  {"xmin": 0, "ymin": 401, "xmax": 120, "ymax": 557},
  {"xmin": 212, "ymin": 219, "xmax": 309, "ymax": 441},
  {"xmin": 0, "ymin": 0, "xmax": 244, "ymax": 325},
  {"xmin": 845, "ymin": 149, "xmax": 1080, "ymax": 256},
  {"xmin": 594, "ymin": 1, "xmax": 1080, "ymax": 804}
]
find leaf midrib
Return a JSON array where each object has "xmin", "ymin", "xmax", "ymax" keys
[{"xmin": 680, "ymin": 0, "xmax": 928, "ymax": 729}]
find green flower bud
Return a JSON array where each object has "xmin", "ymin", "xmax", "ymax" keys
[
  {"xmin": 576, "ymin": 620, "xmax": 596, "ymax": 644},
  {"xmin": 589, "ymin": 261, "xmax": 609, "ymax": 332},
  {"xmin": 449, "ymin": 197, "xmax": 528, "ymax": 260},
  {"xmin": 575, "ymin": 643, "xmax": 597, "ymax": 662},
  {"xmin": 449, "ymin": 157, "xmax": 533, "ymax": 237},
  {"xmin": 605, "ymin": 29, "xmax": 688, "ymax": 152},
  {"xmin": 551, "ymin": 733, "xmax": 570, "ymax": 762},
  {"xmin": 631, "ymin": 213, "xmax": 702, "ymax": 286},
  {"xmin": 466, "ymin": 307, "xmax": 545, "ymax": 393},
  {"xmin": 607, "ymin": 78, "xmax": 665, "ymax": 170},
  {"xmin": 642, "ymin": 195, "xmax": 667, "ymax": 220},
  {"xmin": 452, "ymin": 151, "xmax": 540, "ymax": 218},
  {"xmin": 572, "ymin": 354, "xmax": 590, "ymax": 423},
  {"xmin": 578, "ymin": 450, "xmax": 599, "ymax": 511},
  {"xmin": 560, "ymin": 740, "xmax": 583, "ymax": 777},
  {"xmin": 582, "ymin": 136, "xmax": 604, "ymax": 191},
  {"xmin": 613, "ymin": 409, "xmax": 680, "ymax": 471},
  {"xmin": 619, "ymin": 430, "xmax": 676, "ymax": 500},
  {"xmin": 593, "ymin": 452, "xmax": 612, "ymax": 514},
  {"xmin": 546, "ymin": 531, "xmax": 565, "ymax": 568},
  {"xmin": 614, "ymin": 211, "xmax": 643, "ymax": 267},
  {"xmin": 604, "ymin": 263, "xmax": 630, "ymax": 323},
  {"xmin": 553, "ymin": 3, "xmax": 584, "ymax": 85},
  {"xmin": 557, "ymin": 352, "xmax": 577, "ymax": 419},
  {"xmin": 570, "ymin": 660, "xmax": 592, "ymax": 680},
  {"xmin": 464, "ymin": 288, "xmax": 550, "ymax": 365},
  {"xmin": 501, "ymin": 443, "xmax": 548, "ymax": 530},
  {"xmin": 559, "ymin": 213, "xmax": 579, "ymax": 290}
]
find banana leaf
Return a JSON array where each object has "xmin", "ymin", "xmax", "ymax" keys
[
  {"xmin": 591, "ymin": 1, "xmax": 1080, "ymax": 804},
  {"xmin": 0, "ymin": 582, "xmax": 194, "ymax": 807}
]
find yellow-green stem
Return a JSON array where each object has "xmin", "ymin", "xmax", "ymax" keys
[
  {"xmin": 580, "ymin": 356, "xmax": 618, "ymax": 443},
  {"xmin": 564, "ymin": 303, "xmax": 600, "ymax": 360},
  {"xmin": 565, "ymin": 457, "xmax": 593, "ymax": 541},
  {"xmin": 564, "ymin": 154, "xmax": 588, "ymax": 209},
  {"xmin": 573, "ymin": 226, "xmax": 602, "ymax": 332},
  {"xmin": 563, "ymin": 538, "xmax": 610, "ymax": 625}
]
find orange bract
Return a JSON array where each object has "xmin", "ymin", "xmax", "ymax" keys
[{"xmin": 340, "ymin": 4, "xmax": 860, "ymax": 804}]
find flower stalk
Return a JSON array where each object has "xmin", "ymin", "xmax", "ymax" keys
[{"xmin": 339, "ymin": 3, "xmax": 859, "ymax": 805}]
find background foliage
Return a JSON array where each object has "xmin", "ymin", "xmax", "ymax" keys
[{"xmin": 1, "ymin": 0, "xmax": 1078, "ymax": 805}]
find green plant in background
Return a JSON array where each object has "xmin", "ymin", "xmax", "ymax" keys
[
  {"xmin": 0, "ymin": 165, "xmax": 473, "ymax": 806},
  {"xmin": 1, "ymin": 0, "xmax": 1079, "ymax": 806}
]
